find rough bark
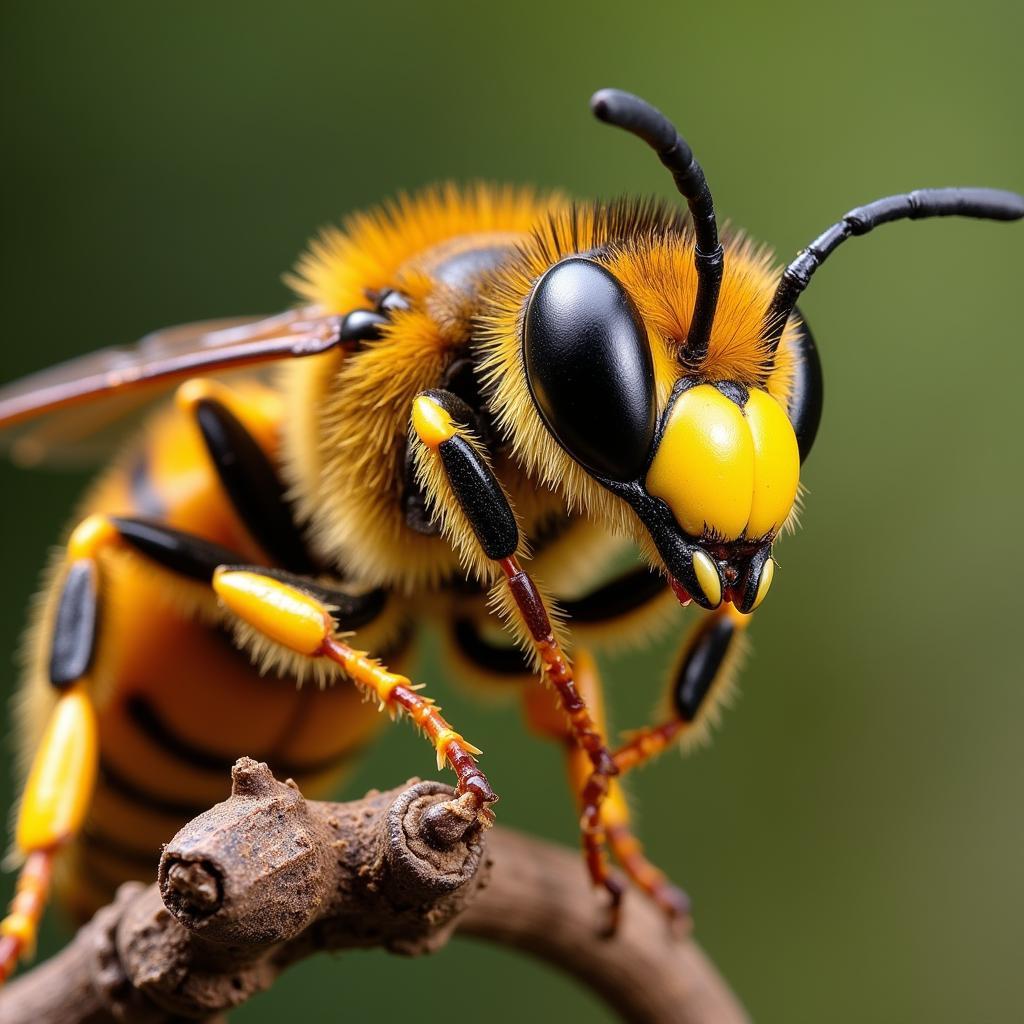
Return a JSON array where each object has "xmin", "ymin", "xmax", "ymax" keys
[{"xmin": 0, "ymin": 759, "xmax": 748, "ymax": 1024}]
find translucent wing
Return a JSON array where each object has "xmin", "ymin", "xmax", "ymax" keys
[{"xmin": 0, "ymin": 307, "xmax": 341, "ymax": 467}]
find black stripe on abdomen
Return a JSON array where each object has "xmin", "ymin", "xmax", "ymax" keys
[
  {"xmin": 80, "ymin": 826, "xmax": 163, "ymax": 871},
  {"xmin": 98, "ymin": 757, "xmax": 210, "ymax": 820},
  {"xmin": 123, "ymin": 693, "xmax": 365, "ymax": 780},
  {"xmin": 77, "ymin": 846, "xmax": 145, "ymax": 894}
]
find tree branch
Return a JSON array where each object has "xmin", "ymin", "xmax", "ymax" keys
[{"xmin": 0, "ymin": 759, "xmax": 748, "ymax": 1024}]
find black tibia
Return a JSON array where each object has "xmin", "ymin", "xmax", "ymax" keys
[
  {"xmin": 193, "ymin": 397, "xmax": 315, "ymax": 574},
  {"xmin": 49, "ymin": 561, "xmax": 100, "ymax": 689},
  {"xmin": 49, "ymin": 519, "xmax": 240, "ymax": 691},
  {"xmin": 423, "ymin": 389, "xmax": 519, "ymax": 561},
  {"xmin": 763, "ymin": 186, "xmax": 1024, "ymax": 349},
  {"xmin": 560, "ymin": 566, "xmax": 666, "ymax": 623},
  {"xmin": 109, "ymin": 518, "xmax": 391, "ymax": 629},
  {"xmin": 110, "ymin": 517, "xmax": 244, "ymax": 582},
  {"xmin": 452, "ymin": 618, "xmax": 531, "ymax": 676},
  {"xmin": 439, "ymin": 436, "xmax": 519, "ymax": 559},
  {"xmin": 673, "ymin": 613, "xmax": 737, "ymax": 722},
  {"xmin": 218, "ymin": 565, "xmax": 388, "ymax": 632}
]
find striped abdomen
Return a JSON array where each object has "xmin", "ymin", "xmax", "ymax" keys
[{"xmin": 16, "ymin": 381, "xmax": 385, "ymax": 918}]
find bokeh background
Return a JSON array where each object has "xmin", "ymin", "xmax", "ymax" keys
[{"xmin": 2, "ymin": 2, "xmax": 1021, "ymax": 1020}]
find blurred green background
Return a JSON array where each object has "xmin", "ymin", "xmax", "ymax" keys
[{"xmin": 1, "ymin": 2, "xmax": 1021, "ymax": 1020}]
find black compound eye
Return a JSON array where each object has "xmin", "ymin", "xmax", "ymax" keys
[{"xmin": 523, "ymin": 258, "xmax": 656, "ymax": 481}]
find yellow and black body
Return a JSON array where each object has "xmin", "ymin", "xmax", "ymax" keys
[{"xmin": 0, "ymin": 87, "xmax": 1021, "ymax": 979}]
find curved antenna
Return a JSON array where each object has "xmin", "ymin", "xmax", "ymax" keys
[
  {"xmin": 591, "ymin": 88, "xmax": 723, "ymax": 370},
  {"xmin": 762, "ymin": 187, "xmax": 1024, "ymax": 361}
]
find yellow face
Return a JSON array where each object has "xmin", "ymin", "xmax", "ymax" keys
[
  {"xmin": 643, "ymin": 383, "xmax": 800, "ymax": 611},
  {"xmin": 646, "ymin": 385, "xmax": 800, "ymax": 544}
]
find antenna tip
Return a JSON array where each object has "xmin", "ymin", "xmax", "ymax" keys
[
  {"xmin": 590, "ymin": 88, "xmax": 633, "ymax": 123},
  {"xmin": 589, "ymin": 89, "xmax": 676, "ymax": 154},
  {"xmin": 589, "ymin": 89, "xmax": 615, "ymax": 121}
]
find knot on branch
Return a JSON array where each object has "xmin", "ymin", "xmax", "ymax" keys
[
  {"xmin": 121, "ymin": 761, "xmax": 489, "ymax": 1018},
  {"xmin": 158, "ymin": 759, "xmax": 329, "ymax": 946}
]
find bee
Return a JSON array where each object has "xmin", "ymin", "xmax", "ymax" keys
[{"xmin": 0, "ymin": 86, "xmax": 1021, "ymax": 981}]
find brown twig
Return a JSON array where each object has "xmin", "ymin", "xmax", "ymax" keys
[{"xmin": 0, "ymin": 759, "xmax": 748, "ymax": 1024}]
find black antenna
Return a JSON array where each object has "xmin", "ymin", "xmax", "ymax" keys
[
  {"xmin": 762, "ymin": 187, "xmax": 1024, "ymax": 361},
  {"xmin": 591, "ymin": 88, "xmax": 722, "ymax": 370}
]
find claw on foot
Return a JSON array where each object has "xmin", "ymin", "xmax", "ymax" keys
[
  {"xmin": 654, "ymin": 880, "xmax": 693, "ymax": 938},
  {"xmin": 598, "ymin": 873, "xmax": 626, "ymax": 938},
  {"xmin": 422, "ymin": 791, "xmax": 494, "ymax": 849}
]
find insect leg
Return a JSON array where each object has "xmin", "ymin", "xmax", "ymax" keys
[
  {"xmin": 523, "ymin": 648, "xmax": 691, "ymax": 924},
  {"xmin": 411, "ymin": 390, "xmax": 625, "ymax": 923},
  {"xmin": 557, "ymin": 565, "xmax": 692, "ymax": 921},
  {"xmin": 446, "ymin": 600, "xmax": 689, "ymax": 925},
  {"xmin": 546, "ymin": 603, "xmax": 750, "ymax": 937},
  {"xmin": 0, "ymin": 689, "xmax": 97, "ymax": 982},
  {"xmin": 38, "ymin": 514, "xmax": 489, "ymax": 808},
  {"xmin": 1, "ymin": 518, "xmax": 109, "ymax": 982},
  {"xmin": 614, "ymin": 604, "xmax": 752, "ymax": 775},
  {"xmin": 211, "ymin": 567, "xmax": 495, "ymax": 808}
]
